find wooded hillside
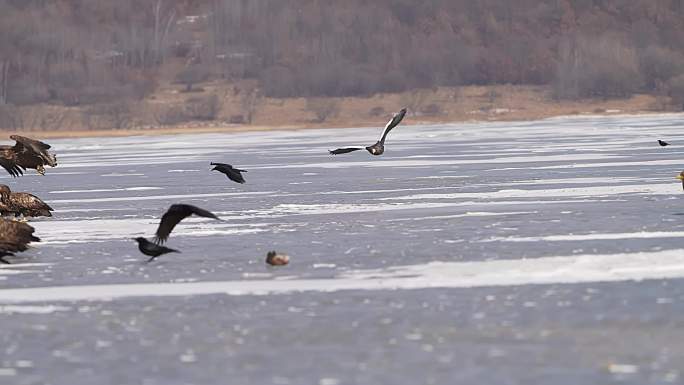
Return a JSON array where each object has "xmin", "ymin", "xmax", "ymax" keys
[{"xmin": 2, "ymin": 0, "xmax": 684, "ymax": 130}]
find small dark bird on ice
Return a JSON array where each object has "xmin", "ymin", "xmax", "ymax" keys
[
  {"xmin": 133, "ymin": 237, "xmax": 179, "ymax": 263},
  {"xmin": 658, "ymin": 140, "xmax": 671, "ymax": 146},
  {"xmin": 154, "ymin": 204, "xmax": 220, "ymax": 244},
  {"xmin": 329, "ymin": 108, "xmax": 407, "ymax": 156},
  {"xmin": 210, "ymin": 162, "xmax": 247, "ymax": 184},
  {"xmin": 266, "ymin": 251, "xmax": 289, "ymax": 266}
]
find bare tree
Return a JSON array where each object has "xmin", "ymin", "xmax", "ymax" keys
[
  {"xmin": 240, "ymin": 87, "xmax": 261, "ymax": 124},
  {"xmin": 554, "ymin": 34, "xmax": 642, "ymax": 100},
  {"xmin": 306, "ymin": 98, "xmax": 339, "ymax": 123},
  {"xmin": 185, "ymin": 94, "xmax": 221, "ymax": 120},
  {"xmin": 401, "ymin": 89, "xmax": 432, "ymax": 114},
  {"xmin": 639, "ymin": 45, "xmax": 684, "ymax": 91},
  {"xmin": 36, "ymin": 108, "xmax": 68, "ymax": 131},
  {"xmin": 667, "ymin": 74, "xmax": 684, "ymax": 110},
  {"xmin": 0, "ymin": 105, "xmax": 21, "ymax": 130},
  {"xmin": 7, "ymin": 0, "xmax": 684, "ymax": 126},
  {"xmin": 153, "ymin": 104, "xmax": 188, "ymax": 126},
  {"xmin": 152, "ymin": 0, "xmax": 177, "ymax": 65},
  {"xmin": 368, "ymin": 106, "xmax": 385, "ymax": 117},
  {"xmin": 0, "ymin": 60, "xmax": 8, "ymax": 105},
  {"xmin": 175, "ymin": 65, "xmax": 210, "ymax": 92},
  {"xmin": 83, "ymin": 104, "xmax": 131, "ymax": 130}
]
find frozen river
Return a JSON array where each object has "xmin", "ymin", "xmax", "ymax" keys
[{"xmin": 2, "ymin": 114, "xmax": 684, "ymax": 384}]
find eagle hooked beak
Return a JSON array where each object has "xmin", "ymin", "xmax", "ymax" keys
[{"xmin": 677, "ymin": 174, "xmax": 684, "ymax": 181}]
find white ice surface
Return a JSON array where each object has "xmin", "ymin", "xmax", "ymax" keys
[
  {"xmin": 1, "ymin": 249, "xmax": 684, "ymax": 303},
  {"xmin": 7, "ymin": 113, "xmax": 684, "ymax": 302},
  {"xmin": 482, "ymin": 231, "xmax": 684, "ymax": 242}
]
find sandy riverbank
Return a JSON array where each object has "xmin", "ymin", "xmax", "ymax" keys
[{"xmin": 0, "ymin": 85, "xmax": 675, "ymax": 139}]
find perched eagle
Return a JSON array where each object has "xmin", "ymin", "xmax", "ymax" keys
[
  {"xmin": 0, "ymin": 135, "xmax": 57, "ymax": 177},
  {"xmin": 0, "ymin": 184, "xmax": 53, "ymax": 218},
  {"xmin": 329, "ymin": 108, "xmax": 407, "ymax": 156},
  {"xmin": 154, "ymin": 204, "xmax": 220, "ymax": 244},
  {"xmin": 0, "ymin": 218, "xmax": 40, "ymax": 263}
]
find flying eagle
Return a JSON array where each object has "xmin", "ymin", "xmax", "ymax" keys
[
  {"xmin": 0, "ymin": 218, "xmax": 40, "ymax": 264},
  {"xmin": 133, "ymin": 237, "xmax": 180, "ymax": 263},
  {"xmin": 0, "ymin": 185, "xmax": 53, "ymax": 218},
  {"xmin": 0, "ymin": 135, "xmax": 57, "ymax": 177},
  {"xmin": 154, "ymin": 204, "xmax": 220, "ymax": 244},
  {"xmin": 210, "ymin": 162, "xmax": 247, "ymax": 184},
  {"xmin": 329, "ymin": 108, "xmax": 407, "ymax": 156}
]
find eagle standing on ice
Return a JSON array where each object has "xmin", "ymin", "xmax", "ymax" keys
[
  {"xmin": 0, "ymin": 219, "xmax": 40, "ymax": 264},
  {"xmin": 0, "ymin": 185, "xmax": 53, "ymax": 218}
]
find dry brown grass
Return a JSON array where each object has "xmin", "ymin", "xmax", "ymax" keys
[{"xmin": 0, "ymin": 83, "xmax": 670, "ymax": 139}]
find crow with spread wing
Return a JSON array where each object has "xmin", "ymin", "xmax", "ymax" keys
[
  {"xmin": 329, "ymin": 108, "xmax": 407, "ymax": 156},
  {"xmin": 210, "ymin": 162, "xmax": 247, "ymax": 184},
  {"xmin": 154, "ymin": 204, "xmax": 220, "ymax": 244}
]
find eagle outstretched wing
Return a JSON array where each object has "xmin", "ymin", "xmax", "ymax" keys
[
  {"xmin": 0, "ymin": 155, "xmax": 23, "ymax": 177},
  {"xmin": 379, "ymin": 108, "xmax": 407, "ymax": 143},
  {"xmin": 11, "ymin": 135, "xmax": 51, "ymax": 150},
  {"xmin": 11, "ymin": 135, "xmax": 57, "ymax": 167},
  {"xmin": 0, "ymin": 135, "xmax": 57, "ymax": 176},
  {"xmin": 329, "ymin": 147, "xmax": 365, "ymax": 155},
  {"xmin": 154, "ymin": 204, "xmax": 220, "ymax": 244}
]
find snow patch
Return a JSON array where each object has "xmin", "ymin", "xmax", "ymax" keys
[{"xmin": 2, "ymin": 249, "xmax": 684, "ymax": 303}]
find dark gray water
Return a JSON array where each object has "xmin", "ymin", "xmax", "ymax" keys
[{"xmin": 2, "ymin": 114, "xmax": 684, "ymax": 384}]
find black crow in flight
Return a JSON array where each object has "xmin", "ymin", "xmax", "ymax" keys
[
  {"xmin": 211, "ymin": 162, "xmax": 247, "ymax": 184},
  {"xmin": 154, "ymin": 204, "xmax": 220, "ymax": 244}
]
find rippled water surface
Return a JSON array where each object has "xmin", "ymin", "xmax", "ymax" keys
[{"xmin": 2, "ymin": 115, "xmax": 684, "ymax": 384}]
